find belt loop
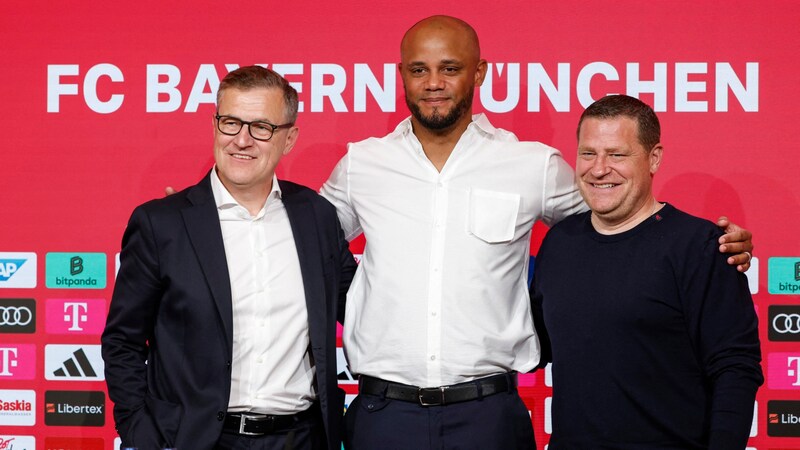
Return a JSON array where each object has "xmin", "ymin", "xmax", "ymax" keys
[
  {"xmin": 505, "ymin": 372, "xmax": 514, "ymax": 395},
  {"xmin": 476, "ymin": 379, "xmax": 484, "ymax": 401},
  {"xmin": 379, "ymin": 380, "xmax": 388, "ymax": 401}
]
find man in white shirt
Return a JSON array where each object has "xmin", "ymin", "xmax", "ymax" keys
[
  {"xmin": 103, "ymin": 66, "xmax": 356, "ymax": 450},
  {"xmin": 320, "ymin": 15, "xmax": 754, "ymax": 449}
]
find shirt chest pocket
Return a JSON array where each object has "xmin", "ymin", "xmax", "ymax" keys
[{"xmin": 467, "ymin": 188, "xmax": 520, "ymax": 244}]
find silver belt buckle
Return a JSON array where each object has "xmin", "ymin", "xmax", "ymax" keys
[
  {"xmin": 238, "ymin": 412, "xmax": 267, "ymax": 436},
  {"xmin": 418, "ymin": 386, "xmax": 447, "ymax": 406}
]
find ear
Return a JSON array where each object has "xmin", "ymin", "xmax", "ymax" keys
[
  {"xmin": 283, "ymin": 126, "xmax": 300, "ymax": 155},
  {"xmin": 649, "ymin": 143, "xmax": 663, "ymax": 175},
  {"xmin": 474, "ymin": 59, "xmax": 488, "ymax": 87}
]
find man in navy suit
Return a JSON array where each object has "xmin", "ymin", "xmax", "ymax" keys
[{"xmin": 102, "ymin": 66, "xmax": 356, "ymax": 450}]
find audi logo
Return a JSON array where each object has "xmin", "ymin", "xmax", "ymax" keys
[
  {"xmin": 772, "ymin": 314, "xmax": 800, "ymax": 334},
  {"xmin": 0, "ymin": 306, "xmax": 33, "ymax": 326}
]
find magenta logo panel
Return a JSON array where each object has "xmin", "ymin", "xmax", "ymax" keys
[
  {"xmin": 0, "ymin": 345, "xmax": 36, "ymax": 379},
  {"xmin": 768, "ymin": 352, "xmax": 800, "ymax": 390},
  {"xmin": 45, "ymin": 299, "xmax": 106, "ymax": 335}
]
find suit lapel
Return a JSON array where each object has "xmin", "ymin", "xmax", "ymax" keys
[
  {"xmin": 281, "ymin": 181, "xmax": 327, "ymax": 354},
  {"xmin": 182, "ymin": 175, "xmax": 234, "ymax": 349}
]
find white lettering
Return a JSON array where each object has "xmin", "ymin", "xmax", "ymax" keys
[
  {"xmin": 675, "ymin": 62, "xmax": 708, "ymax": 112},
  {"xmin": 311, "ymin": 64, "xmax": 347, "ymax": 112},
  {"xmin": 354, "ymin": 63, "xmax": 395, "ymax": 112},
  {"xmin": 716, "ymin": 62, "xmax": 758, "ymax": 112},
  {"xmin": 47, "ymin": 64, "xmax": 80, "ymax": 113},
  {"xmin": 146, "ymin": 64, "xmax": 182, "ymax": 112},
  {"xmin": 527, "ymin": 63, "xmax": 570, "ymax": 112},
  {"xmin": 481, "ymin": 63, "xmax": 520, "ymax": 113},
  {"xmin": 577, "ymin": 62, "xmax": 620, "ymax": 108},
  {"xmin": 83, "ymin": 64, "xmax": 124, "ymax": 114},
  {"xmin": 184, "ymin": 64, "xmax": 220, "ymax": 112},
  {"xmin": 626, "ymin": 62, "xmax": 668, "ymax": 112}
]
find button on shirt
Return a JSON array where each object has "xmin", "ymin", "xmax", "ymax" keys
[
  {"xmin": 321, "ymin": 114, "xmax": 587, "ymax": 387},
  {"xmin": 210, "ymin": 169, "xmax": 315, "ymax": 414}
]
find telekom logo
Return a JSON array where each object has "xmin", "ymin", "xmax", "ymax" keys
[
  {"xmin": 0, "ymin": 345, "xmax": 35, "ymax": 379},
  {"xmin": 789, "ymin": 357, "xmax": 800, "ymax": 386},
  {"xmin": 46, "ymin": 298, "xmax": 106, "ymax": 334},
  {"xmin": 64, "ymin": 302, "xmax": 87, "ymax": 331},
  {"xmin": 0, "ymin": 348, "xmax": 17, "ymax": 376},
  {"xmin": 768, "ymin": 353, "xmax": 800, "ymax": 389}
]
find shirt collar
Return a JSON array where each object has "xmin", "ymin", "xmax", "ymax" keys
[{"xmin": 209, "ymin": 166, "xmax": 282, "ymax": 213}]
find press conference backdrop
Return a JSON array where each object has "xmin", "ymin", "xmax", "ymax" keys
[{"xmin": 1, "ymin": 1, "xmax": 798, "ymax": 448}]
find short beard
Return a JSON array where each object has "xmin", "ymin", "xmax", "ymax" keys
[{"xmin": 406, "ymin": 90, "xmax": 473, "ymax": 131}]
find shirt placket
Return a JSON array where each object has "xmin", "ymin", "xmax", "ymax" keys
[
  {"xmin": 426, "ymin": 175, "xmax": 448, "ymax": 387},
  {"xmin": 251, "ymin": 215, "xmax": 269, "ymax": 398}
]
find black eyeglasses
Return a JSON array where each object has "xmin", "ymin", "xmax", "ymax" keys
[{"xmin": 215, "ymin": 114, "xmax": 293, "ymax": 142}]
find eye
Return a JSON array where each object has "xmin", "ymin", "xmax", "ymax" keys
[{"xmin": 251, "ymin": 122, "xmax": 271, "ymax": 132}]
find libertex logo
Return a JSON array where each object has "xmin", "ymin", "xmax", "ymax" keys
[
  {"xmin": 45, "ymin": 299, "xmax": 105, "ymax": 334},
  {"xmin": 44, "ymin": 391, "xmax": 105, "ymax": 426},
  {"xmin": 768, "ymin": 400, "xmax": 800, "ymax": 437},
  {"xmin": 0, "ymin": 345, "xmax": 35, "ymax": 380},
  {"xmin": 44, "ymin": 345, "xmax": 104, "ymax": 381},
  {"xmin": 0, "ymin": 390, "xmax": 35, "ymax": 426},
  {"xmin": 0, "ymin": 253, "xmax": 36, "ymax": 289}
]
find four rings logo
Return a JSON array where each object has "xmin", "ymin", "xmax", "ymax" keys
[
  {"xmin": 0, "ymin": 299, "xmax": 36, "ymax": 334},
  {"xmin": 769, "ymin": 306, "xmax": 800, "ymax": 342}
]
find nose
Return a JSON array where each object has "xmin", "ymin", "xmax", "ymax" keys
[
  {"xmin": 426, "ymin": 72, "xmax": 445, "ymax": 90},
  {"xmin": 233, "ymin": 123, "xmax": 255, "ymax": 147},
  {"xmin": 591, "ymin": 154, "xmax": 611, "ymax": 177}
]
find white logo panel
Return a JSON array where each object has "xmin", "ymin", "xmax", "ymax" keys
[{"xmin": 44, "ymin": 344, "xmax": 104, "ymax": 381}]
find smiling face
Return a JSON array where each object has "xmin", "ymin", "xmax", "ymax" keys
[
  {"xmin": 213, "ymin": 87, "xmax": 298, "ymax": 201},
  {"xmin": 576, "ymin": 116, "xmax": 662, "ymax": 232},
  {"xmin": 399, "ymin": 16, "xmax": 487, "ymax": 133}
]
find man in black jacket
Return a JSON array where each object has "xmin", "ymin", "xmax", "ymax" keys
[{"xmin": 102, "ymin": 66, "xmax": 356, "ymax": 450}]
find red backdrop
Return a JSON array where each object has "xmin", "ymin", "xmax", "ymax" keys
[{"xmin": 1, "ymin": 1, "xmax": 798, "ymax": 448}]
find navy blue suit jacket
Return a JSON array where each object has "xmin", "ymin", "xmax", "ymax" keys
[{"xmin": 102, "ymin": 173, "xmax": 356, "ymax": 450}]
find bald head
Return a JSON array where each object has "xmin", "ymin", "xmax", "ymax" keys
[{"xmin": 401, "ymin": 15, "xmax": 481, "ymax": 63}]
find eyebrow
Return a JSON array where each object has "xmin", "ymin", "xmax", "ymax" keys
[{"xmin": 406, "ymin": 59, "xmax": 464, "ymax": 67}]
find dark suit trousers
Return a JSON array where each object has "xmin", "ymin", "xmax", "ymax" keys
[{"xmin": 344, "ymin": 388, "xmax": 535, "ymax": 450}]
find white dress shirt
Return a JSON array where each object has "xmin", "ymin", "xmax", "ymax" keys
[
  {"xmin": 210, "ymin": 169, "xmax": 315, "ymax": 414},
  {"xmin": 321, "ymin": 114, "xmax": 587, "ymax": 387}
]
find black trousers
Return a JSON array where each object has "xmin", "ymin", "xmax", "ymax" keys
[
  {"xmin": 344, "ymin": 388, "xmax": 535, "ymax": 450},
  {"xmin": 215, "ymin": 411, "xmax": 326, "ymax": 450}
]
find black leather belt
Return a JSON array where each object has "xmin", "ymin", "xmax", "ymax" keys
[
  {"xmin": 359, "ymin": 372, "xmax": 516, "ymax": 406},
  {"xmin": 223, "ymin": 405, "xmax": 316, "ymax": 436}
]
